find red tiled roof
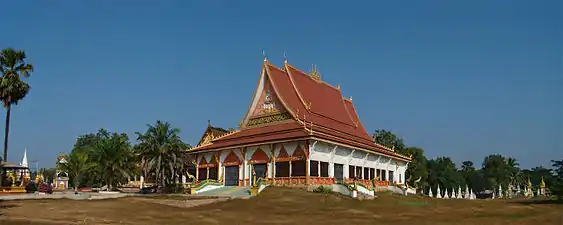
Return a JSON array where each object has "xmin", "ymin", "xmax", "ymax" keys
[{"xmin": 189, "ymin": 60, "xmax": 410, "ymax": 161}]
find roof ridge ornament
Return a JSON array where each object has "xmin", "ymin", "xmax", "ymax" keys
[
  {"xmin": 262, "ymin": 49, "xmax": 267, "ymax": 62},
  {"xmin": 310, "ymin": 64, "xmax": 320, "ymax": 80},
  {"xmin": 284, "ymin": 52, "xmax": 287, "ymax": 64}
]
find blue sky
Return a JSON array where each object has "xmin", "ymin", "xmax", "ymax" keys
[{"xmin": 0, "ymin": 1, "xmax": 561, "ymax": 169}]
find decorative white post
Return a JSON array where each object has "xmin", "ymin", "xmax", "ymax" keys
[
  {"xmin": 429, "ymin": 187, "xmax": 434, "ymax": 198},
  {"xmin": 444, "ymin": 189, "xmax": 450, "ymax": 199},
  {"xmin": 436, "ymin": 185, "xmax": 442, "ymax": 198},
  {"xmin": 498, "ymin": 184, "xmax": 503, "ymax": 198},
  {"xmin": 457, "ymin": 186, "xmax": 462, "ymax": 199}
]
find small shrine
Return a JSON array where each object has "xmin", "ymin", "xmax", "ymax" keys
[
  {"xmin": 54, "ymin": 153, "xmax": 69, "ymax": 190},
  {"xmin": 0, "ymin": 149, "xmax": 31, "ymax": 194}
]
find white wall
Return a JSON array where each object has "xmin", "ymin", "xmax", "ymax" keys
[{"xmin": 309, "ymin": 141, "xmax": 408, "ymax": 184}]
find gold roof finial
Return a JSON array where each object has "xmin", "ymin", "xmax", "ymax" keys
[
  {"xmin": 337, "ymin": 84, "xmax": 341, "ymax": 90},
  {"xmin": 349, "ymin": 96, "xmax": 353, "ymax": 101},
  {"xmin": 311, "ymin": 64, "xmax": 320, "ymax": 80},
  {"xmin": 207, "ymin": 120, "xmax": 211, "ymax": 127},
  {"xmin": 262, "ymin": 49, "xmax": 267, "ymax": 62},
  {"xmin": 283, "ymin": 52, "xmax": 287, "ymax": 64},
  {"xmin": 391, "ymin": 145, "xmax": 395, "ymax": 152}
]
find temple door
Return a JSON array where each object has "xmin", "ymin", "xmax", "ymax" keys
[
  {"xmin": 249, "ymin": 148, "xmax": 269, "ymax": 184},
  {"xmin": 223, "ymin": 151, "xmax": 241, "ymax": 186},
  {"xmin": 334, "ymin": 163, "xmax": 344, "ymax": 183}
]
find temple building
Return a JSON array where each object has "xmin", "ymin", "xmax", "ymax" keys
[{"xmin": 187, "ymin": 57, "xmax": 411, "ymax": 189}]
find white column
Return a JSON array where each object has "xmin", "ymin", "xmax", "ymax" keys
[
  {"xmin": 317, "ymin": 161, "xmax": 321, "ymax": 177},
  {"xmin": 344, "ymin": 164, "xmax": 349, "ymax": 179},
  {"xmin": 386, "ymin": 170, "xmax": 390, "ymax": 181},
  {"xmin": 328, "ymin": 162, "xmax": 334, "ymax": 178},
  {"xmin": 272, "ymin": 161, "xmax": 276, "ymax": 178}
]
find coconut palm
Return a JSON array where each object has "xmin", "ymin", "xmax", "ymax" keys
[
  {"xmin": 135, "ymin": 121, "xmax": 189, "ymax": 189},
  {"xmin": 57, "ymin": 151, "xmax": 97, "ymax": 191},
  {"xmin": 0, "ymin": 48, "xmax": 34, "ymax": 162}
]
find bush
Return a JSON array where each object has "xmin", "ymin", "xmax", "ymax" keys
[
  {"xmin": 25, "ymin": 182, "xmax": 38, "ymax": 193},
  {"xmin": 38, "ymin": 183, "xmax": 53, "ymax": 194},
  {"xmin": 313, "ymin": 186, "xmax": 332, "ymax": 194}
]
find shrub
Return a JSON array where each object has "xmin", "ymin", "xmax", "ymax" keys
[
  {"xmin": 25, "ymin": 182, "xmax": 38, "ymax": 193},
  {"xmin": 313, "ymin": 186, "xmax": 332, "ymax": 194}
]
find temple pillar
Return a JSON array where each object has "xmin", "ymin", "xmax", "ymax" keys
[
  {"xmin": 328, "ymin": 162, "xmax": 334, "ymax": 178},
  {"xmin": 317, "ymin": 162, "xmax": 321, "ymax": 177},
  {"xmin": 195, "ymin": 164, "xmax": 199, "ymax": 181},
  {"xmin": 206, "ymin": 168, "xmax": 210, "ymax": 180},
  {"xmin": 386, "ymin": 170, "xmax": 390, "ymax": 181},
  {"xmin": 289, "ymin": 161, "xmax": 293, "ymax": 177},
  {"xmin": 305, "ymin": 158, "xmax": 310, "ymax": 184}
]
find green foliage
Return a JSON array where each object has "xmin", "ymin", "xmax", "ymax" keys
[
  {"xmin": 135, "ymin": 120, "xmax": 190, "ymax": 189},
  {"xmin": 373, "ymin": 129, "xmax": 405, "ymax": 151},
  {"xmin": 57, "ymin": 150, "xmax": 97, "ymax": 191},
  {"xmin": 313, "ymin": 186, "xmax": 332, "ymax": 194},
  {"xmin": 551, "ymin": 160, "xmax": 563, "ymax": 199}
]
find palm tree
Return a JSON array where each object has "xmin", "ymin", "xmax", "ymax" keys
[
  {"xmin": 91, "ymin": 132, "xmax": 136, "ymax": 190},
  {"xmin": 135, "ymin": 121, "xmax": 189, "ymax": 189},
  {"xmin": 0, "ymin": 48, "xmax": 33, "ymax": 162},
  {"xmin": 57, "ymin": 151, "xmax": 97, "ymax": 192}
]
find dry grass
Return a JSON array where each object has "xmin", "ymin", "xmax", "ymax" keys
[{"xmin": 1, "ymin": 187, "xmax": 562, "ymax": 225}]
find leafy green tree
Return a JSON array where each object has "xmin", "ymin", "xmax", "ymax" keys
[
  {"xmin": 373, "ymin": 129, "xmax": 405, "ymax": 151},
  {"xmin": 427, "ymin": 157, "xmax": 463, "ymax": 196},
  {"xmin": 57, "ymin": 151, "xmax": 97, "ymax": 191},
  {"xmin": 135, "ymin": 121, "xmax": 190, "ymax": 189},
  {"xmin": 551, "ymin": 160, "xmax": 563, "ymax": 200},
  {"xmin": 0, "ymin": 48, "xmax": 33, "ymax": 162},
  {"xmin": 401, "ymin": 147, "xmax": 428, "ymax": 193},
  {"xmin": 91, "ymin": 132, "xmax": 136, "ymax": 190}
]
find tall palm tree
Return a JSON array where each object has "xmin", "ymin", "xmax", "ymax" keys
[
  {"xmin": 0, "ymin": 48, "xmax": 33, "ymax": 162},
  {"xmin": 135, "ymin": 121, "xmax": 188, "ymax": 189}
]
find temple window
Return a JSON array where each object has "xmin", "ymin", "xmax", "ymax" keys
[
  {"xmin": 348, "ymin": 165, "xmax": 355, "ymax": 178},
  {"xmin": 376, "ymin": 169, "xmax": 381, "ymax": 180},
  {"xmin": 275, "ymin": 162, "xmax": 290, "ymax": 177},
  {"xmin": 363, "ymin": 168, "xmax": 369, "ymax": 180},
  {"xmin": 320, "ymin": 162, "xmax": 329, "ymax": 177},
  {"xmin": 291, "ymin": 160, "xmax": 306, "ymax": 177},
  {"xmin": 369, "ymin": 168, "xmax": 375, "ymax": 180},
  {"xmin": 381, "ymin": 170, "xmax": 387, "ymax": 181},
  {"xmin": 356, "ymin": 167, "xmax": 363, "ymax": 179},
  {"xmin": 197, "ymin": 168, "xmax": 207, "ymax": 181},
  {"xmin": 208, "ymin": 167, "xmax": 218, "ymax": 180},
  {"xmin": 309, "ymin": 161, "xmax": 319, "ymax": 176},
  {"xmin": 389, "ymin": 171, "xmax": 394, "ymax": 183}
]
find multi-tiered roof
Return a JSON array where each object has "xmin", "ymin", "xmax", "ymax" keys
[{"xmin": 189, "ymin": 58, "xmax": 410, "ymax": 161}]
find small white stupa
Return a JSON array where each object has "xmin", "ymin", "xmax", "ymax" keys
[
  {"xmin": 444, "ymin": 189, "xmax": 450, "ymax": 199},
  {"xmin": 465, "ymin": 185, "xmax": 470, "ymax": 199},
  {"xmin": 457, "ymin": 186, "xmax": 462, "ymax": 199},
  {"xmin": 470, "ymin": 189, "xmax": 476, "ymax": 200},
  {"xmin": 19, "ymin": 148, "xmax": 29, "ymax": 177},
  {"xmin": 436, "ymin": 185, "xmax": 442, "ymax": 198},
  {"xmin": 428, "ymin": 187, "xmax": 434, "ymax": 198},
  {"xmin": 498, "ymin": 185, "xmax": 503, "ymax": 198}
]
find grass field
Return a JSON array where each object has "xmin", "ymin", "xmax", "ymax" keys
[{"xmin": 1, "ymin": 188, "xmax": 562, "ymax": 225}]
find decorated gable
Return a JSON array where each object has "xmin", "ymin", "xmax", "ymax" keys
[{"xmin": 246, "ymin": 76, "xmax": 291, "ymax": 127}]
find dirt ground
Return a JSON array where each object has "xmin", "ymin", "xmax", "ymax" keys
[{"xmin": 1, "ymin": 188, "xmax": 562, "ymax": 225}]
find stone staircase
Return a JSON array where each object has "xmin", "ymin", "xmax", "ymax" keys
[{"xmin": 196, "ymin": 186, "xmax": 250, "ymax": 198}]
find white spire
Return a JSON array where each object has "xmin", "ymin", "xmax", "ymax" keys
[{"xmin": 21, "ymin": 148, "xmax": 28, "ymax": 167}]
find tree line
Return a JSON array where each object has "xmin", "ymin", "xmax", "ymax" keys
[
  {"xmin": 374, "ymin": 129, "xmax": 563, "ymax": 199},
  {"xmin": 57, "ymin": 121, "xmax": 191, "ymax": 192}
]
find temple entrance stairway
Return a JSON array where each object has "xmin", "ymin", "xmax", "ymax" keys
[{"xmin": 196, "ymin": 186, "xmax": 250, "ymax": 198}]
